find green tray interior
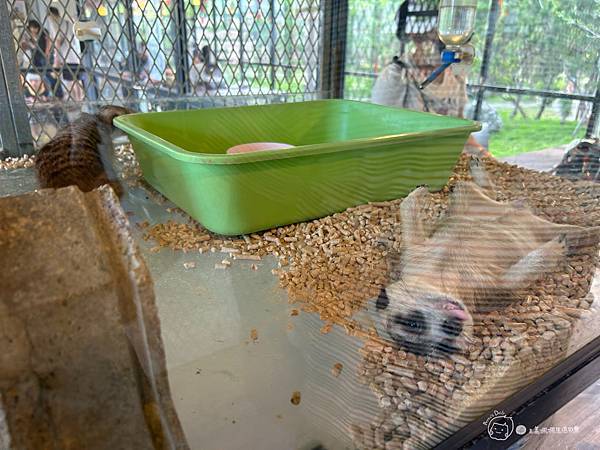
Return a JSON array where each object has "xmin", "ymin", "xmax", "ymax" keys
[{"xmin": 118, "ymin": 99, "xmax": 478, "ymax": 156}]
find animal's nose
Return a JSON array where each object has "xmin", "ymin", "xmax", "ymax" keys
[
  {"xmin": 441, "ymin": 317, "xmax": 463, "ymax": 336},
  {"xmin": 394, "ymin": 310, "xmax": 428, "ymax": 335}
]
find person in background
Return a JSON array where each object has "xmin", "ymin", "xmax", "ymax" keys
[
  {"xmin": 147, "ymin": 66, "xmax": 178, "ymax": 110},
  {"xmin": 137, "ymin": 43, "xmax": 152, "ymax": 80},
  {"xmin": 119, "ymin": 42, "xmax": 152, "ymax": 103},
  {"xmin": 47, "ymin": 5, "xmax": 84, "ymax": 102},
  {"xmin": 163, "ymin": 66, "xmax": 176, "ymax": 88},
  {"xmin": 22, "ymin": 72, "xmax": 50, "ymax": 103},
  {"xmin": 189, "ymin": 45, "xmax": 223, "ymax": 95},
  {"xmin": 21, "ymin": 20, "xmax": 63, "ymax": 99},
  {"xmin": 118, "ymin": 59, "xmax": 134, "ymax": 100}
]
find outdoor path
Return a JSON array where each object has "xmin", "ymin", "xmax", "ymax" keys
[{"xmin": 500, "ymin": 145, "xmax": 569, "ymax": 172}]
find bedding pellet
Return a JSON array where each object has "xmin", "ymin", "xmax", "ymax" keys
[
  {"xmin": 332, "ymin": 363, "xmax": 344, "ymax": 378},
  {"xmin": 0, "ymin": 154, "xmax": 36, "ymax": 170},
  {"xmin": 290, "ymin": 391, "xmax": 301, "ymax": 405},
  {"xmin": 234, "ymin": 254, "xmax": 262, "ymax": 261}
]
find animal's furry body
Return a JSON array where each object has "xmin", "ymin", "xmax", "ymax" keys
[
  {"xmin": 377, "ymin": 158, "xmax": 599, "ymax": 355},
  {"xmin": 35, "ymin": 106, "xmax": 130, "ymax": 196}
]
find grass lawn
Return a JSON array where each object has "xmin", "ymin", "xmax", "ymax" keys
[{"xmin": 488, "ymin": 111, "xmax": 585, "ymax": 158}]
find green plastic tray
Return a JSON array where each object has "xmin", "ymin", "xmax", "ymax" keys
[{"xmin": 114, "ymin": 99, "xmax": 480, "ymax": 235}]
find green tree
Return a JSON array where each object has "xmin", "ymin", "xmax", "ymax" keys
[{"xmin": 471, "ymin": 0, "xmax": 599, "ymax": 118}]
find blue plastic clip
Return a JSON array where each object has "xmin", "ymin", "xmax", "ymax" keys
[{"xmin": 419, "ymin": 50, "xmax": 462, "ymax": 90}]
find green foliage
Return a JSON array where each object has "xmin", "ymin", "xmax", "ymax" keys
[
  {"xmin": 344, "ymin": 0, "xmax": 399, "ymax": 97},
  {"xmin": 548, "ymin": 0, "xmax": 600, "ymax": 41},
  {"xmin": 345, "ymin": 0, "xmax": 599, "ymax": 99},
  {"xmin": 558, "ymin": 99, "xmax": 573, "ymax": 122},
  {"xmin": 471, "ymin": 0, "xmax": 599, "ymax": 93},
  {"xmin": 344, "ymin": 75, "xmax": 376, "ymax": 100}
]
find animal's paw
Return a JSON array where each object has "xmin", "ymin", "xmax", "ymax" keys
[{"xmin": 402, "ymin": 185, "xmax": 429, "ymax": 204}]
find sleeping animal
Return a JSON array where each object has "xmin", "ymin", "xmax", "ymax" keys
[{"xmin": 376, "ymin": 157, "xmax": 599, "ymax": 355}]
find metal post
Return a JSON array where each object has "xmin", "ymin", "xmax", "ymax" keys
[
  {"xmin": 586, "ymin": 87, "xmax": 600, "ymax": 139},
  {"xmin": 320, "ymin": 0, "xmax": 348, "ymax": 99},
  {"xmin": 585, "ymin": 55, "xmax": 600, "ymax": 139},
  {"xmin": 121, "ymin": 0, "xmax": 141, "ymax": 109},
  {"xmin": 269, "ymin": 0, "xmax": 276, "ymax": 91},
  {"xmin": 173, "ymin": 0, "xmax": 190, "ymax": 97},
  {"xmin": 305, "ymin": 2, "xmax": 319, "ymax": 94},
  {"xmin": 474, "ymin": 0, "xmax": 501, "ymax": 120},
  {"xmin": 238, "ymin": 1, "xmax": 246, "ymax": 86},
  {"xmin": 81, "ymin": 41, "xmax": 99, "ymax": 103},
  {"xmin": 0, "ymin": 54, "xmax": 19, "ymax": 157},
  {"xmin": 124, "ymin": 0, "xmax": 140, "ymax": 77},
  {"xmin": 211, "ymin": 0, "xmax": 217, "ymax": 39},
  {"xmin": 0, "ymin": 0, "xmax": 34, "ymax": 157}
]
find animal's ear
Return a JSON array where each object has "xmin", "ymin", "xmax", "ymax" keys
[
  {"xmin": 400, "ymin": 186, "xmax": 432, "ymax": 252},
  {"xmin": 499, "ymin": 234, "xmax": 567, "ymax": 291},
  {"xmin": 376, "ymin": 287, "xmax": 389, "ymax": 311}
]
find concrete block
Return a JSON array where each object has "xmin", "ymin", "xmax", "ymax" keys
[{"xmin": 0, "ymin": 186, "xmax": 188, "ymax": 450}]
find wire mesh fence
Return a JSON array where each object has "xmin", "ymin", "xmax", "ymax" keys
[
  {"xmin": 6, "ymin": 0, "xmax": 321, "ymax": 148},
  {"xmin": 3, "ymin": 0, "xmax": 598, "ymax": 153},
  {"xmin": 343, "ymin": 0, "xmax": 440, "ymax": 101},
  {"xmin": 343, "ymin": 0, "xmax": 398, "ymax": 100}
]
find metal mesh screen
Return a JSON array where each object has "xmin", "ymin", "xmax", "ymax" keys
[
  {"xmin": 344, "ymin": 0, "xmax": 440, "ymax": 101},
  {"xmin": 398, "ymin": 0, "xmax": 438, "ymax": 38},
  {"xmin": 7, "ymin": 0, "xmax": 321, "ymax": 148},
  {"xmin": 343, "ymin": 0, "xmax": 398, "ymax": 100}
]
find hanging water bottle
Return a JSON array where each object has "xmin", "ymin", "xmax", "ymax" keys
[
  {"xmin": 438, "ymin": 0, "xmax": 477, "ymax": 48},
  {"xmin": 420, "ymin": 0, "xmax": 477, "ymax": 88}
]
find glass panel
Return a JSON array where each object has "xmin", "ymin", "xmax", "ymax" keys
[{"xmin": 0, "ymin": 0, "xmax": 599, "ymax": 449}]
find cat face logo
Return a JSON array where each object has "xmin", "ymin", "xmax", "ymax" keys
[{"xmin": 487, "ymin": 415, "xmax": 515, "ymax": 441}]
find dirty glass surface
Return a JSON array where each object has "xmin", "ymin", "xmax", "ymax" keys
[
  {"xmin": 1, "ymin": 0, "xmax": 599, "ymax": 448},
  {"xmin": 1, "ymin": 110, "xmax": 599, "ymax": 449}
]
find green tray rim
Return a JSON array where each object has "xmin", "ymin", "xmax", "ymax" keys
[{"xmin": 113, "ymin": 99, "xmax": 482, "ymax": 166}]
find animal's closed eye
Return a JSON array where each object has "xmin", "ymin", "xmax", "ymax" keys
[
  {"xmin": 376, "ymin": 288, "xmax": 389, "ymax": 310},
  {"xmin": 441, "ymin": 318, "xmax": 463, "ymax": 336},
  {"xmin": 395, "ymin": 311, "xmax": 428, "ymax": 334}
]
